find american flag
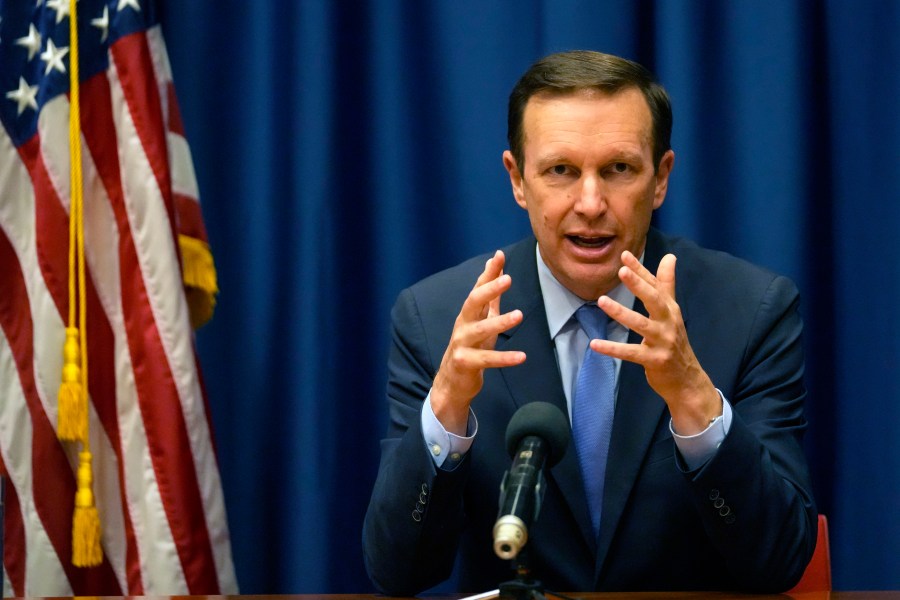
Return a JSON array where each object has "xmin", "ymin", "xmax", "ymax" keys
[{"xmin": 0, "ymin": 0, "xmax": 237, "ymax": 595}]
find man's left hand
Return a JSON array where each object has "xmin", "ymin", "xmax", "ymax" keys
[{"xmin": 593, "ymin": 250, "xmax": 721, "ymax": 435}]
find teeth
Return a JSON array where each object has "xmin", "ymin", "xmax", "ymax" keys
[{"xmin": 572, "ymin": 236, "xmax": 609, "ymax": 248}]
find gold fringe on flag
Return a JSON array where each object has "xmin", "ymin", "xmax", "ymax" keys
[{"xmin": 56, "ymin": 0, "xmax": 103, "ymax": 567}]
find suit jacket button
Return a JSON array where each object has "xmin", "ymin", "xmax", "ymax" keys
[
  {"xmin": 724, "ymin": 514, "xmax": 736, "ymax": 525},
  {"xmin": 709, "ymin": 489, "xmax": 720, "ymax": 501},
  {"xmin": 411, "ymin": 510, "xmax": 422, "ymax": 522},
  {"xmin": 713, "ymin": 497, "xmax": 725, "ymax": 509}
]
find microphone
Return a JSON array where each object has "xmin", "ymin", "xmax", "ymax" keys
[{"xmin": 493, "ymin": 402, "xmax": 570, "ymax": 560}]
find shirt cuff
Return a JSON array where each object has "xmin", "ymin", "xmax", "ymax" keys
[
  {"xmin": 421, "ymin": 391, "xmax": 477, "ymax": 470},
  {"xmin": 669, "ymin": 390, "xmax": 733, "ymax": 471}
]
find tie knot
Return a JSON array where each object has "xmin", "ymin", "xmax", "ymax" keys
[{"xmin": 574, "ymin": 304, "xmax": 609, "ymax": 340}]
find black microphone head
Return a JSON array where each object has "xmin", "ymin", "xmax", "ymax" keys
[{"xmin": 504, "ymin": 402, "xmax": 570, "ymax": 468}]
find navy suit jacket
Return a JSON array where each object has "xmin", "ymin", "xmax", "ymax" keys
[{"xmin": 363, "ymin": 229, "xmax": 817, "ymax": 595}]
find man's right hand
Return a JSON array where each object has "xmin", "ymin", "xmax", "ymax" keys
[{"xmin": 430, "ymin": 250, "xmax": 526, "ymax": 435}]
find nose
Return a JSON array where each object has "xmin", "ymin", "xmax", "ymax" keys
[{"xmin": 574, "ymin": 175, "xmax": 607, "ymax": 219}]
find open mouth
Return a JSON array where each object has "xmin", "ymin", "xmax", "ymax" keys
[{"xmin": 567, "ymin": 235, "xmax": 613, "ymax": 249}]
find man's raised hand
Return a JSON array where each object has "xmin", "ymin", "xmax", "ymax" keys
[
  {"xmin": 431, "ymin": 250, "xmax": 526, "ymax": 435},
  {"xmin": 594, "ymin": 251, "xmax": 720, "ymax": 435}
]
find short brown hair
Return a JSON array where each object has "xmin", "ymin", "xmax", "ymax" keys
[{"xmin": 507, "ymin": 50, "xmax": 672, "ymax": 173}]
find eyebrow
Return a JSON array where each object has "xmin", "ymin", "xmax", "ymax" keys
[
  {"xmin": 533, "ymin": 149, "xmax": 645, "ymax": 168},
  {"xmin": 533, "ymin": 153, "xmax": 571, "ymax": 167}
]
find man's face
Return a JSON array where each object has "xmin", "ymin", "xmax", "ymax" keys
[{"xmin": 504, "ymin": 87, "xmax": 674, "ymax": 301}]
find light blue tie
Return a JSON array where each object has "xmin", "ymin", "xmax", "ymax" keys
[{"xmin": 572, "ymin": 304, "xmax": 616, "ymax": 540}]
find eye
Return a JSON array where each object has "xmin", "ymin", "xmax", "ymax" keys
[
  {"xmin": 603, "ymin": 162, "xmax": 635, "ymax": 178},
  {"xmin": 550, "ymin": 164, "xmax": 570, "ymax": 176}
]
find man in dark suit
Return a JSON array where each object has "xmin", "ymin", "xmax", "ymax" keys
[{"xmin": 363, "ymin": 50, "xmax": 817, "ymax": 595}]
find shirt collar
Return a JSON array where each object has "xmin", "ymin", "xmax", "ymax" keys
[{"xmin": 535, "ymin": 244, "xmax": 638, "ymax": 339}]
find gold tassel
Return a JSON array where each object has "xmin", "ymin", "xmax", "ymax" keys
[
  {"xmin": 72, "ymin": 451, "xmax": 102, "ymax": 567},
  {"xmin": 63, "ymin": 0, "xmax": 104, "ymax": 568},
  {"xmin": 57, "ymin": 327, "xmax": 86, "ymax": 442},
  {"xmin": 179, "ymin": 234, "xmax": 219, "ymax": 329}
]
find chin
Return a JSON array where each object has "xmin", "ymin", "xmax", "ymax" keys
[{"xmin": 564, "ymin": 269, "xmax": 617, "ymax": 301}]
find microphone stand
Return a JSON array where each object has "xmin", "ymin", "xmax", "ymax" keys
[
  {"xmin": 498, "ymin": 548, "xmax": 546, "ymax": 600},
  {"xmin": 495, "ymin": 403, "xmax": 573, "ymax": 600}
]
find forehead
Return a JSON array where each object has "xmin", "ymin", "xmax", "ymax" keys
[{"xmin": 521, "ymin": 87, "xmax": 653, "ymax": 150}]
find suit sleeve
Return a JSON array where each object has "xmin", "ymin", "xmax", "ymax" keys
[
  {"xmin": 362, "ymin": 287, "xmax": 469, "ymax": 595},
  {"xmin": 684, "ymin": 274, "xmax": 818, "ymax": 592}
]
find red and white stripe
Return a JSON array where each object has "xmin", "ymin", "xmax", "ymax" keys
[{"xmin": 0, "ymin": 25, "xmax": 236, "ymax": 596}]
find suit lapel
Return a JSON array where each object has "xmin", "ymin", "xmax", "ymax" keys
[
  {"xmin": 494, "ymin": 238, "xmax": 597, "ymax": 551},
  {"xmin": 593, "ymin": 229, "xmax": 673, "ymax": 578}
]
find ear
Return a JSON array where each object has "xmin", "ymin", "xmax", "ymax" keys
[
  {"xmin": 503, "ymin": 150, "xmax": 527, "ymax": 210},
  {"xmin": 652, "ymin": 150, "xmax": 675, "ymax": 210}
]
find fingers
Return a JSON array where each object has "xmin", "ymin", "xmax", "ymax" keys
[
  {"xmin": 486, "ymin": 251, "xmax": 505, "ymax": 320},
  {"xmin": 432, "ymin": 251, "xmax": 524, "ymax": 420},
  {"xmin": 463, "ymin": 272, "xmax": 512, "ymax": 320},
  {"xmin": 449, "ymin": 248, "xmax": 525, "ymax": 367},
  {"xmin": 656, "ymin": 253, "xmax": 677, "ymax": 298},
  {"xmin": 454, "ymin": 308, "xmax": 524, "ymax": 351},
  {"xmin": 617, "ymin": 251, "xmax": 678, "ymax": 319},
  {"xmin": 465, "ymin": 250, "xmax": 508, "ymax": 321},
  {"xmin": 592, "ymin": 250, "xmax": 682, "ymax": 355},
  {"xmin": 473, "ymin": 250, "xmax": 505, "ymax": 288},
  {"xmin": 445, "ymin": 342, "xmax": 527, "ymax": 372},
  {"xmin": 597, "ymin": 294, "xmax": 654, "ymax": 338},
  {"xmin": 584, "ymin": 250, "xmax": 713, "ymax": 419},
  {"xmin": 589, "ymin": 337, "xmax": 644, "ymax": 363}
]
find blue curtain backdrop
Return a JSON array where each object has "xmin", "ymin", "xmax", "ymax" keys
[{"xmin": 158, "ymin": 0, "xmax": 899, "ymax": 592}]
